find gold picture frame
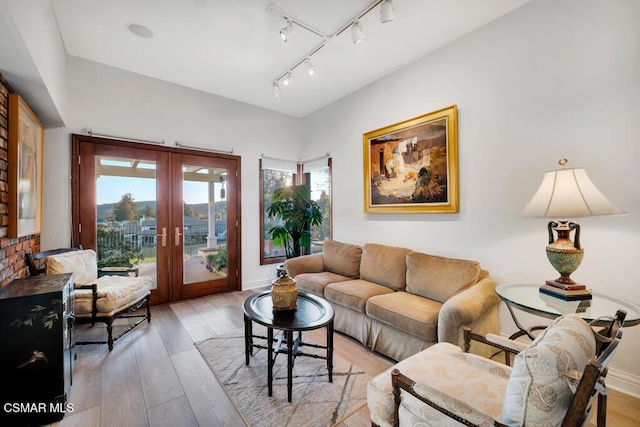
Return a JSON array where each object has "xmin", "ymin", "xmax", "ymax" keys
[
  {"xmin": 363, "ymin": 105, "xmax": 459, "ymax": 213},
  {"xmin": 8, "ymin": 94, "xmax": 44, "ymax": 237}
]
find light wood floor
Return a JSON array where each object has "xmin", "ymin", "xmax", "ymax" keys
[{"xmin": 50, "ymin": 289, "xmax": 640, "ymax": 427}]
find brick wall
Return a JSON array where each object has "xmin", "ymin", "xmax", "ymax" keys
[{"xmin": 0, "ymin": 73, "xmax": 40, "ymax": 287}]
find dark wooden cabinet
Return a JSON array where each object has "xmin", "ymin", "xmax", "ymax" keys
[{"xmin": 0, "ymin": 273, "xmax": 75, "ymax": 426}]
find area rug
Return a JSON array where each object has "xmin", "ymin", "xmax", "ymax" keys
[{"xmin": 196, "ymin": 327, "xmax": 371, "ymax": 427}]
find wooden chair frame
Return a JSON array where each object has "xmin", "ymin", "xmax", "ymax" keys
[
  {"xmin": 27, "ymin": 247, "xmax": 151, "ymax": 351},
  {"xmin": 384, "ymin": 310, "xmax": 627, "ymax": 427}
]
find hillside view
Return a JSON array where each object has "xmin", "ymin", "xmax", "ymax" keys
[{"xmin": 97, "ymin": 201, "xmax": 221, "ymax": 220}]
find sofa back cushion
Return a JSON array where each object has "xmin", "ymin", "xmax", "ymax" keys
[
  {"xmin": 46, "ymin": 249, "xmax": 98, "ymax": 285},
  {"xmin": 502, "ymin": 313, "xmax": 596, "ymax": 426},
  {"xmin": 322, "ymin": 240, "xmax": 362, "ymax": 279},
  {"xmin": 360, "ymin": 243, "xmax": 411, "ymax": 291},
  {"xmin": 405, "ymin": 252, "xmax": 481, "ymax": 303}
]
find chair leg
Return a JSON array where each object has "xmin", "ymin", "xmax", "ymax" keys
[
  {"xmin": 597, "ymin": 392, "xmax": 607, "ymax": 427},
  {"xmin": 392, "ymin": 369, "xmax": 401, "ymax": 427},
  {"xmin": 146, "ymin": 295, "xmax": 151, "ymax": 323},
  {"xmin": 107, "ymin": 319, "xmax": 114, "ymax": 351}
]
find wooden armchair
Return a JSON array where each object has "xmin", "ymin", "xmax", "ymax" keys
[
  {"xmin": 368, "ymin": 311, "xmax": 626, "ymax": 427},
  {"xmin": 27, "ymin": 247, "xmax": 152, "ymax": 351}
]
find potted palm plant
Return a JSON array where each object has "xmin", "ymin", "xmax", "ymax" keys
[{"xmin": 266, "ymin": 185, "xmax": 322, "ymax": 258}]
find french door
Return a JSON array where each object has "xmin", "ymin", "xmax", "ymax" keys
[{"xmin": 72, "ymin": 135, "xmax": 241, "ymax": 304}]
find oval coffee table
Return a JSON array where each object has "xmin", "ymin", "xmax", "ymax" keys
[{"xmin": 243, "ymin": 290, "xmax": 335, "ymax": 402}]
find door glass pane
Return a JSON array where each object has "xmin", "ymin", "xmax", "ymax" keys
[
  {"xmin": 182, "ymin": 165, "xmax": 228, "ymax": 284},
  {"xmin": 95, "ymin": 156, "xmax": 158, "ymax": 289}
]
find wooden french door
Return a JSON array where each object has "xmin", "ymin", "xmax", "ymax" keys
[
  {"xmin": 72, "ymin": 134, "xmax": 241, "ymax": 304},
  {"xmin": 170, "ymin": 152, "xmax": 239, "ymax": 300}
]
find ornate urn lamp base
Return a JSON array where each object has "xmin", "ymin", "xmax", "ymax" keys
[
  {"xmin": 271, "ymin": 272, "xmax": 297, "ymax": 311},
  {"xmin": 546, "ymin": 219, "xmax": 583, "ymax": 285}
]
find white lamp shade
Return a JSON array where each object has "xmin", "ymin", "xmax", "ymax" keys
[{"xmin": 521, "ymin": 167, "xmax": 626, "ymax": 218}]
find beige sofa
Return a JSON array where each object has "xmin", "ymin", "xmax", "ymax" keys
[{"xmin": 284, "ymin": 240, "xmax": 500, "ymax": 361}]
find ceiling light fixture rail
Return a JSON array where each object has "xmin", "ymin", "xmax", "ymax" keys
[
  {"xmin": 269, "ymin": 0, "xmax": 394, "ymax": 96},
  {"xmin": 267, "ymin": 4, "xmax": 329, "ymax": 40}
]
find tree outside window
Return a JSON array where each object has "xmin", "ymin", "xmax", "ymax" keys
[
  {"xmin": 261, "ymin": 168, "xmax": 294, "ymax": 262},
  {"xmin": 259, "ymin": 158, "xmax": 332, "ymax": 264},
  {"xmin": 307, "ymin": 167, "xmax": 330, "ymax": 253}
]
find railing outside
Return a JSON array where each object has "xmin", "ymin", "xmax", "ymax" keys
[{"xmin": 97, "ymin": 224, "xmax": 226, "ymax": 264}]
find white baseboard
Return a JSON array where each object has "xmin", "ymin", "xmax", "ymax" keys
[
  {"xmin": 606, "ymin": 367, "xmax": 640, "ymax": 399},
  {"xmin": 242, "ymin": 277, "xmax": 271, "ymax": 290}
]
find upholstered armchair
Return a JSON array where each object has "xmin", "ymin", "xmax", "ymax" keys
[
  {"xmin": 368, "ymin": 311, "xmax": 625, "ymax": 427},
  {"xmin": 27, "ymin": 248, "xmax": 152, "ymax": 351}
]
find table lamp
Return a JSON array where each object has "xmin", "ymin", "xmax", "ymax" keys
[{"xmin": 521, "ymin": 159, "xmax": 626, "ymax": 285}]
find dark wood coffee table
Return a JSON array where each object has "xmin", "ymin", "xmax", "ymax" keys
[{"xmin": 243, "ymin": 290, "xmax": 335, "ymax": 402}]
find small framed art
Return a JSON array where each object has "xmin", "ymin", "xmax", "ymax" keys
[{"xmin": 8, "ymin": 94, "xmax": 44, "ymax": 237}]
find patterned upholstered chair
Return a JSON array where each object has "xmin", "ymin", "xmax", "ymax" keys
[
  {"xmin": 27, "ymin": 247, "xmax": 152, "ymax": 351},
  {"xmin": 368, "ymin": 310, "xmax": 625, "ymax": 427}
]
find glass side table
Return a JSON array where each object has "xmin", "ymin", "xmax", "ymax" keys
[{"xmin": 495, "ymin": 282, "xmax": 640, "ymax": 340}]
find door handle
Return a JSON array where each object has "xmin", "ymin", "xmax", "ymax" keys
[
  {"xmin": 175, "ymin": 227, "xmax": 183, "ymax": 246},
  {"xmin": 156, "ymin": 227, "xmax": 167, "ymax": 247}
]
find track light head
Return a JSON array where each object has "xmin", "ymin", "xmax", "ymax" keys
[
  {"xmin": 282, "ymin": 72, "xmax": 293, "ymax": 87},
  {"xmin": 351, "ymin": 21, "xmax": 364, "ymax": 44},
  {"xmin": 272, "ymin": 82, "xmax": 281, "ymax": 97},
  {"xmin": 380, "ymin": 0, "xmax": 394, "ymax": 23},
  {"xmin": 280, "ymin": 20, "xmax": 294, "ymax": 42},
  {"xmin": 304, "ymin": 58, "xmax": 316, "ymax": 76}
]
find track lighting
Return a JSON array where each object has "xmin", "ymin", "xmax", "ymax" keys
[
  {"xmin": 303, "ymin": 58, "xmax": 316, "ymax": 76},
  {"xmin": 270, "ymin": 1, "xmax": 400, "ymax": 95},
  {"xmin": 380, "ymin": 0, "xmax": 394, "ymax": 23},
  {"xmin": 351, "ymin": 21, "xmax": 364, "ymax": 44},
  {"xmin": 279, "ymin": 20, "xmax": 294, "ymax": 42},
  {"xmin": 282, "ymin": 72, "xmax": 293, "ymax": 87}
]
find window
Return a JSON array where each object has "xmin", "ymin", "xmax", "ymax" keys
[
  {"xmin": 304, "ymin": 158, "xmax": 332, "ymax": 254},
  {"xmin": 260, "ymin": 157, "xmax": 332, "ymax": 265},
  {"xmin": 260, "ymin": 159, "xmax": 297, "ymax": 264}
]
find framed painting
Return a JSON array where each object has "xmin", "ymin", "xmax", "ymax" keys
[
  {"xmin": 8, "ymin": 94, "xmax": 44, "ymax": 237},
  {"xmin": 363, "ymin": 105, "xmax": 459, "ymax": 213}
]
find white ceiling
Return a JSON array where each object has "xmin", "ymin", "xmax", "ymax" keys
[{"xmin": 50, "ymin": 0, "xmax": 532, "ymax": 118}]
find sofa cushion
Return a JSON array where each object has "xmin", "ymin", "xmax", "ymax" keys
[
  {"xmin": 325, "ymin": 279, "xmax": 394, "ymax": 313},
  {"xmin": 368, "ymin": 342, "xmax": 511, "ymax": 427},
  {"xmin": 360, "ymin": 243, "xmax": 411, "ymax": 291},
  {"xmin": 46, "ymin": 249, "xmax": 98, "ymax": 285},
  {"xmin": 366, "ymin": 292, "xmax": 441, "ymax": 342},
  {"xmin": 322, "ymin": 240, "xmax": 362, "ymax": 279},
  {"xmin": 406, "ymin": 252, "xmax": 480, "ymax": 303},
  {"xmin": 295, "ymin": 272, "xmax": 352, "ymax": 297},
  {"xmin": 502, "ymin": 313, "xmax": 596, "ymax": 426}
]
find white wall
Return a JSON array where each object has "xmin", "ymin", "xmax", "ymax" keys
[
  {"xmin": 41, "ymin": 56, "xmax": 303, "ymax": 288},
  {"xmin": 4, "ymin": 0, "xmax": 67, "ymax": 125},
  {"xmin": 302, "ymin": 0, "xmax": 640, "ymax": 394}
]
